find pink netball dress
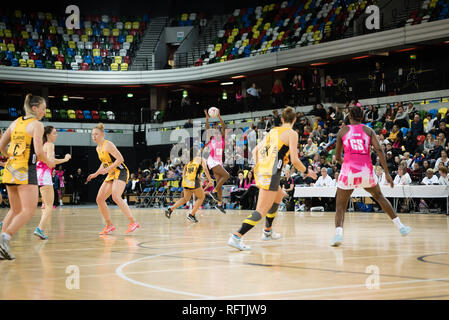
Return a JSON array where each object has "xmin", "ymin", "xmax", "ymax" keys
[
  {"xmin": 36, "ymin": 145, "xmax": 53, "ymax": 186},
  {"xmin": 337, "ymin": 124, "xmax": 376, "ymax": 190},
  {"xmin": 207, "ymin": 135, "xmax": 224, "ymax": 169}
]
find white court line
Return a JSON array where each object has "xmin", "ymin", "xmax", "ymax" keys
[
  {"xmin": 116, "ymin": 240, "xmax": 449, "ymax": 300},
  {"xmin": 273, "ymin": 282, "xmax": 449, "ymax": 300},
  {"xmin": 214, "ymin": 277, "xmax": 449, "ymax": 299},
  {"xmin": 116, "ymin": 246, "xmax": 231, "ymax": 299}
]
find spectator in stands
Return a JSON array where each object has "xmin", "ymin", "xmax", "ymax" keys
[
  {"xmin": 421, "ymin": 168, "xmax": 438, "ymax": 185},
  {"xmin": 422, "ymin": 160, "xmax": 431, "ymax": 173},
  {"xmin": 325, "ymin": 75, "xmax": 335, "ymax": 102},
  {"xmin": 373, "ymin": 61, "xmax": 385, "ymax": 96},
  {"xmin": 430, "ymin": 113, "xmax": 443, "ymax": 134},
  {"xmin": 291, "ymin": 74, "xmax": 306, "ymax": 106},
  {"xmin": 406, "ymin": 102, "xmax": 417, "ymax": 119},
  {"xmin": 394, "ymin": 165, "xmax": 412, "ymax": 185},
  {"xmin": 388, "ymin": 125, "xmax": 403, "ymax": 147},
  {"xmin": 230, "ymin": 170, "xmax": 245, "ymax": 205},
  {"xmin": 410, "ymin": 114, "xmax": 424, "ymax": 139},
  {"xmin": 311, "ymin": 69, "xmax": 321, "ymax": 103},
  {"xmin": 256, "ymin": 116, "xmax": 266, "ymax": 130},
  {"xmin": 364, "ymin": 105, "xmax": 376, "ymax": 124},
  {"xmin": 437, "ymin": 122, "xmax": 449, "ymax": 141},
  {"xmin": 271, "ymin": 79, "xmax": 284, "ymax": 107},
  {"xmin": 423, "ymin": 133, "xmax": 435, "ymax": 154},
  {"xmin": 410, "ymin": 151, "xmax": 424, "ymax": 168},
  {"xmin": 236, "ymin": 170, "xmax": 257, "ymax": 210},
  {"xmin": 125, "ymin": 173, "xmax": 142, "ymax": 194},
  {"xmin": 154, "ymin": 156, "xmax": 163, "ymax": 170},
  {"xmin": 434, "ymin": 150, "xmax": 449, "ymax": 169},
  {"xmin": 374, "ymin": 165, "xmax": 387, "ymax": 185},
  {"xmin": 246, "ymin": 83, "xmax": 260, "ymax": 112},
  {"xmin": 438, "ymin": 133, "xmax": 447, "ymax": 149},
  {"xmin": 313, "ymin": 167, "xmax": 334, "ymax": 187},
  {"xmin": 428, "ymin": 139, "xmax": 443, "ymax": 166},
  {"xmin": 272, "ymin": 109, "xmax": 282, "ymax": 127},
  {"xmin": 315, "ymin": 103, "xmax": 327, "ymax": 121},
  {"xmin": 184, "ymin": 119, "xmax": 193, "ymax": 128},
  {"xmin": 410, "ymin": 162, "xmax": 423, "ymax": 183},
  {"xmin": 425, "ymin": 113, "xmax": 435, "ymax": 133},
  {"xmin": 438, "ymin": 166, "xmax": 449, "ymax": 185},
  {"xmin": 303, "ymin": 138, "xmax": 318, "ymax": 160},
  {"xmin": 393, "ymin": 105, "xmax": 409, "ymax": 128}
]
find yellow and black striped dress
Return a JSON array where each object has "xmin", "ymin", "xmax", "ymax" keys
[
  {"xmin": 182, "ymin": 157, "xmax": 202, "ymax": 190},
  {"xmin": 2, "ymin": 117, "xmax": 38, "ymax": 185},
  {"xmin": 254, "ymin": 126, "xmax": 290, "ymax": 191},
  {"xmin": 97, "ymin": 139, "xmax": 129, "ymax": 183}
]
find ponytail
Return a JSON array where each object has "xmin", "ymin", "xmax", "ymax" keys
[{"xmin": 24, "ymin": 93, "xmax": 45, "ymax": 118}]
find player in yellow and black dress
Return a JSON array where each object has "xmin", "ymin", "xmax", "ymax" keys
[
  {"xmin": 86, "ymin": 123, "xmax": 140, "ymax": 235},
  {"xmin": 165, "ymin": 145, "xmax": 213, "ymax": 223},
  {"xmin": 227, "ymin": 106, "xmax": 317, "ymax": 251},
  {"xmin": 0, "ymin": 94, "xmax": 55, "ymax": 260}
]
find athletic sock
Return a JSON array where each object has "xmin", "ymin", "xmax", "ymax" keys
[
  {"xmin": 2, "ymin": 233, "xmax": 11, "ymax": 241},
  {"xmin": 392, "ymin": 217, "xmax": 405, "ymax": 229},
  {"xmin": 232, "ymin": 234, "xmax": 241, "ymax": 240},
  {"xmin": 335, "ymin": 227, "xmax": 343, "ymax": 236}
]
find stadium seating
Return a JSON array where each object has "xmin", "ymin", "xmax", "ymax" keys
[
  {"xmin": 0, "ymin": 10, "xmax": 147, "ymax": 71},
  {"xmin": 405, "ymin": 0, "xmax": 449, "ymax": 26}
]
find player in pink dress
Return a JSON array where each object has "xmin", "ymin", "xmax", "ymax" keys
[
  {"xmin": 331, "ymin": 106, "xmax": 411, "ymax": 246},
  {"xmin": 204, "ymin": 109, "xmax": 230, "ymax": 214}
]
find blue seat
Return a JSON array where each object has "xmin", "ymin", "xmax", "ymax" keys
[
  {"xmin": 84, "ymin": 55, "xmax": 92, "ymax": 64},
  {"xmin": 67, "ymin": 47, "xmax": 75, "ymax": 56},
  {"xmin": 11, "ymin": 58, "xmax": 19, "ymax": 67},
  {"xmin": 400, "ymin": 127, "xmax": 409, "ymax": 136},
  {"xmin": 170, "ymin": 187, "xmax": 178, "ymax": 193},
  {"xmin": 118, "ymin": 35, "xmax": 125, "ymax": 44},
  {"xmin": 35, "ymin": 60, "xmax": 44, "ymax": 68},
  {"xmin": 8, "ymin": 107, "xmax": 18, "ymax": 117},
  {"xmin": 83, "ymin": 110, "xmax": 92, "ymax": 120},
  {"xmin": 34, "ymin": 46, "xmax": 41, "ymax": 54},
  {"xmin": 94, "ymin": 56, "xmax": 102, "ymax": 64},
  {"xmin": 45, "ymin": 39, "xmax": 52, "ymax": 48},
  {"xmin": 428, "ymin": 109, "xmax": 438, "ymax": 117},
  {"xmin": 177, "ymin": 187, "xmax": 184, "ymax": 192},
  {"xmin": 27, "ymin": 38, "xmax": 35, "ymax": 47}
]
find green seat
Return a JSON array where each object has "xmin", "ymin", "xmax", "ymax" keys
[
  {"xmin": 99, "ymin": 110, "xmax": 107, "ymax": 120},
  {"xmin": 45, "ymin": 60, "xmax": 53, "ymax": 69},
  {"xmin": 53, "ymin": 109, "xmax": 60, "ymax": 120},
  {"xmin": 418, "ymin": 109, "xmax": 427, "ymax": 119},
  {"xmin": 374, "ymin": 121, "xmax": 383, "ymax": 129},
  {"xmin": 60, "ymin": 109, "xmax": 68, "ymax": 119}
]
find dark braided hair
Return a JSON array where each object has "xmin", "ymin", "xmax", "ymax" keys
[{"xmin": 349, "ymin": 106, "xmax": 364, "ymax": 122}]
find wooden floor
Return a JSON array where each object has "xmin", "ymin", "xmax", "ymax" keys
[{"xmin": 0, "ymin": 205, "xmax": 449, "ymax": 300}]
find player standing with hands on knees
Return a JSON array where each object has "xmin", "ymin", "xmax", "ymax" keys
[
  {"xmin": 87, "ymin": 123, "xmax": 140, "ymax": 235},
  {"xmin": 331, "ymin": 106, "xmax": 411, "ymax": 247},
  {"xmin": 0, "ymin": 94, "xmax": 55, "ymax": 260},
  {"xmin": 33, "ymin": 126, "xmax": 71, "ymax": 240},
  {"xmin": 228, "ymin": 106, "xmax": 317, "ymax": 251}
]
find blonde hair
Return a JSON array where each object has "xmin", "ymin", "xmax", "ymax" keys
[
  {"xmin": 93, "ymin": 122, "xmax": 105, "ymax": 132},
  {"xmin": 24, "ymin": 93, "xmax": 45, "ymax": 118},
  {"xmin": 281, "ymin": 106, "xmax": 296, "ymax": 124}
]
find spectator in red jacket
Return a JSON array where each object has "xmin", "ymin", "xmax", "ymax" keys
[{"xmin": 271, "ymin": 79, "xmax": 284, "ymax": 107}]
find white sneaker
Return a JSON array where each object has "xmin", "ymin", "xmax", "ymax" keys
[
  {"xmin": 262, "ymin": 230, "xmax": 281, "ymax": 241},
  {"xmin": 227, "ymin": 234, "xmax": 251, "ymax": 251}
]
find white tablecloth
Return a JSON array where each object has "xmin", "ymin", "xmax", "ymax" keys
[{"xmin": 294, "ymin": 185, "xmax": 449, "ymax": 198}]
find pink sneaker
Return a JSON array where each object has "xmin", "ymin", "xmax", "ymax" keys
[
  {"xmin": 99, "ymin": 224, "xmax": 116, "ymax": 235},
  {"xmin": 125, "ymin": 222, "xmax": 140, "ymax": 234}
]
